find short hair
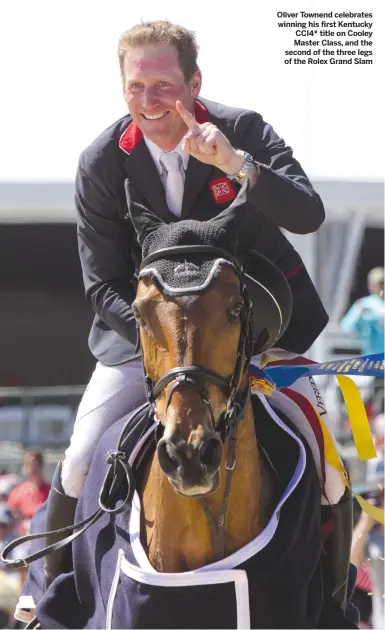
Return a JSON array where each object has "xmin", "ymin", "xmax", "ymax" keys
[
  {"xmin": 24, "ymin": 449, "xmax": 44, "ymax": 468},
  {"xmin": 367, "ymin": 267, "xmax": 384, "ymax": 286},
  {"xmin": 118, "ymin": 20, "xmax": 199, "ymax": 82}
]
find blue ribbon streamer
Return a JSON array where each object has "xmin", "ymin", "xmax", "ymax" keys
[{"xmin": 249, "ymin": 353, "xmax": 384, "ymax": 389}]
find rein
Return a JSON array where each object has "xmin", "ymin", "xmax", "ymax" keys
[{"xmin": 0, "ymin": 403, "xmax": 152, "ymax": 570}]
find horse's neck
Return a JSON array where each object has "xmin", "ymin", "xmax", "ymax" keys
[{"xmin": 139, "ymin": 400, "xmax": 273, "ymax": 572}]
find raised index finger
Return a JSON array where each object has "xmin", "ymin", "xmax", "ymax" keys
[{"xmin": 176, "ymin": 100, "xmax": 199, "ymax": 131}]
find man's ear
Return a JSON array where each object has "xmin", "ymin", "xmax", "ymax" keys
[{"xmin": 190, "ymin": 70, "xmax": 202, "ymax": 99}]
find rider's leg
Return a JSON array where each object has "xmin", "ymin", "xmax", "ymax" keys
[
  {"xmin": 61, "ymin": 359, "xmax": 146, "ymax": 497},
  {"xmin": 43, "ymin": 463, "xmax": 77, "ymax": 586},
  {"xmin": 44, "ymin": 358, "xmax": 146, "ymax": 585}
]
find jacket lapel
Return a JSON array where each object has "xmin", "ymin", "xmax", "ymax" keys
[
  {"xmin": 123, "ymin": 140, "xmax": 176, "ymax": 223},
  {"xmin": 181, "ymin": 158, "xmax": 215, "ymax": 218}
]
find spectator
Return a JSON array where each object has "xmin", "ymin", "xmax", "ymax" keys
[
  {"xmin": 351, "ymin": 563, "xmax": 373, "ymax": 629},
  {"xmin": 350, "ymin": 486, "xmax": 384, "ymax": 628},
  {"xmin": 7, "ymin": 450, "xmax": 50, "ymax": 522},
  {"xmin": 366, "ymin": 414, "xmax": 385, "ymax": 483},
  {"xmin": 340, "ymin": 267, "xmax": 384, "ymax": 357},
  {"xmin": 0, "ymin": 501, "xmax": 30, "ymax": 573},
  {"xmin": 0, "ymin": 503, "xmax": 31, "ymax": 629},
  {"xmin": 0, "ymin": 570, "xmax": 19, "ymax": 629},
  {"xmin": 0, "ymin": 474, "xmax": 21, "ymax": 502},
  {"xmin": 366, "ymin": 498, "xmax": 384, "ymax": 630},
  {"xmin": 0, "ymin": 503, "xmax": 19, "ymax": 572}
]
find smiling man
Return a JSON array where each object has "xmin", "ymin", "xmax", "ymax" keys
[
  {"xmin": 43, "ymin": 20, "xmax": 330, "ymax": 583},
  {"xmin": 121, "ymin": 41, "xmax": 199, "ymax": 151}
]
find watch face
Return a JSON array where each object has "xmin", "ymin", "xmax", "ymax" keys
[{"xmin": 232, "ymin": 153, "xmax": 253, "ymax": 182}]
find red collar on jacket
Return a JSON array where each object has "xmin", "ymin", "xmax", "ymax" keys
[{"xmin": 119, "ymin": 100, "xmax": 210, "ymax": 154}]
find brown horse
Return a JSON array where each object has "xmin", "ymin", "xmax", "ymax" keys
[
  {"xmin": 128, "ymin": 186, "xmax": 292, "ymax": 573},
  {"xmin": 4, "ymin": 188, "xmax": 354, "ymax": 629}
]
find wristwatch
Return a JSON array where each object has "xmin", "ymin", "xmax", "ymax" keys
[{"xmin": 229, "ymin": 151, "xmax": 255, "ymax": 183}]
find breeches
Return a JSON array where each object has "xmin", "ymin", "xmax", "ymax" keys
[{"xmin": 61, "ymin": 359, "xmax": 146, "ymax": 497}]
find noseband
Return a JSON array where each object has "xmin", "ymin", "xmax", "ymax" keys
[{"xmin": 139, "ymin": 245, "xmax": 255, "ymax": 444}]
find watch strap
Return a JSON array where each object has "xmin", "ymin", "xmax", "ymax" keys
[{"xmin": 228, "ymin": 152, "xmax": 255, "ymax": 183}]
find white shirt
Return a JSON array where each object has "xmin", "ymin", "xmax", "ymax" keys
[{"xmin": 143, "ymin": 136, "xmax": 189, "ymax": 186}]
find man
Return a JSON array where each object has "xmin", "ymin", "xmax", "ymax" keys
[
  {"xmin": 0, "ymin": 502, "xmax": 30, "ymax": 573},
  {"xmin": 45, "ymin": 20, "xmax": 330, "ymax": 581},
  {"xmin": 341, "ymin": 267, "xmax": 384, "ymax": 356},
  {"xmin": 0, "ymin": 473, "xmax": 21, "ymax": 503},
  {"xmin": 0, "ymin": 504, "xmax": 19, "ymax": 571},
  {"xmin": 7, "ymin": 450, "xmax": 50, "ymax": 522},
  {"xmin": 350, "ymin": 487, "xmax": 384, "ymax": 629}
]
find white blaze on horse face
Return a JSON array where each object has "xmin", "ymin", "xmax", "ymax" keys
[{"xmin": 163, "ymin": 386, "xmax": 213, "ymax": 441}]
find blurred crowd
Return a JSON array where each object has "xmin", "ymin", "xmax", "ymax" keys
[{"xmin": 0, "ymin": 450, "xmax": 50, "ymax": 628}]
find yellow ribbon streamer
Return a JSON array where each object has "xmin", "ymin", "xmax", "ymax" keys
[
  {"xmin": 259, "ymin": 352, "xmax": 282, "ymax": 367},
  {"xmin": 316, "ymin": 405, "xmax": 384, "ymax": 524},
  {"xmin": 353, "ymin": 493, "xmax": 385, "ymax": 523},
  {"xmin": 336, "ymin": 375, "xmax": 377, "ymax": 461}
]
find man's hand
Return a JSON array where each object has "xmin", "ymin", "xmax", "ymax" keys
[
  {"xmin": 357, "ymin": 499, "xmax": 377, "ymax": 533},
  {"xmin": 176, "ymin": 100, "xmax": 244, "ymax": 176}
]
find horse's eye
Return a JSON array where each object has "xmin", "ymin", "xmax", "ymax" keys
[{"xmin": 228, "ymin": 303, "xmax": 243, "ymax": 321}]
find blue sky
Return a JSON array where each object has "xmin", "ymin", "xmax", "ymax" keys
[{"xmin": 0, "ymin": 0, "xmax": 383, "ymax": 181}]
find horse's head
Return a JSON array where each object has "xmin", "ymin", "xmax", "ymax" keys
[{"xmin": 127, "ymin": 182, "xmax": 292, "ymax": 497}]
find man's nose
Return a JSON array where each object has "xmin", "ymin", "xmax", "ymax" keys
[{"xmin": 141, "ymin": 88, "xmax": 159, "ymax": 109}]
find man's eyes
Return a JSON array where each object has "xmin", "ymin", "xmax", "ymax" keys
[{"xmin": 129, "ymin": 82, "xmax": 171, "ymax": 90}]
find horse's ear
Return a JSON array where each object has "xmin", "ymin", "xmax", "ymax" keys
[
  {"xmin": 209, "ymin": 180, "xmax": 249, "ymax": 235},
  {"xmin": 125, "ymin": 179, "xmax": 164, "ymax": 246}
]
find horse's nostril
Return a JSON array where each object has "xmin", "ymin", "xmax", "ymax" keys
[
  {"xmin": 157, "ymin": 438, "xmax": 181, "ymax": 475},
  {"xmin": 200, "ymin": 436, "xmax": 223, "ymax": 472}
]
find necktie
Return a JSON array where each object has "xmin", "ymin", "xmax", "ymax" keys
[{"xmin": 160, "ymin": 152, "xmax": 184, "ymax": 217}]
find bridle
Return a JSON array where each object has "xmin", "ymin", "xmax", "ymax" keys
[
  {"xmin": 139, "ymin": 244, "xmax": 255, "ymax": 445},
  {"xmin": 139, "ymin": 244, "xmax": 255, "ymax": 560}
]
